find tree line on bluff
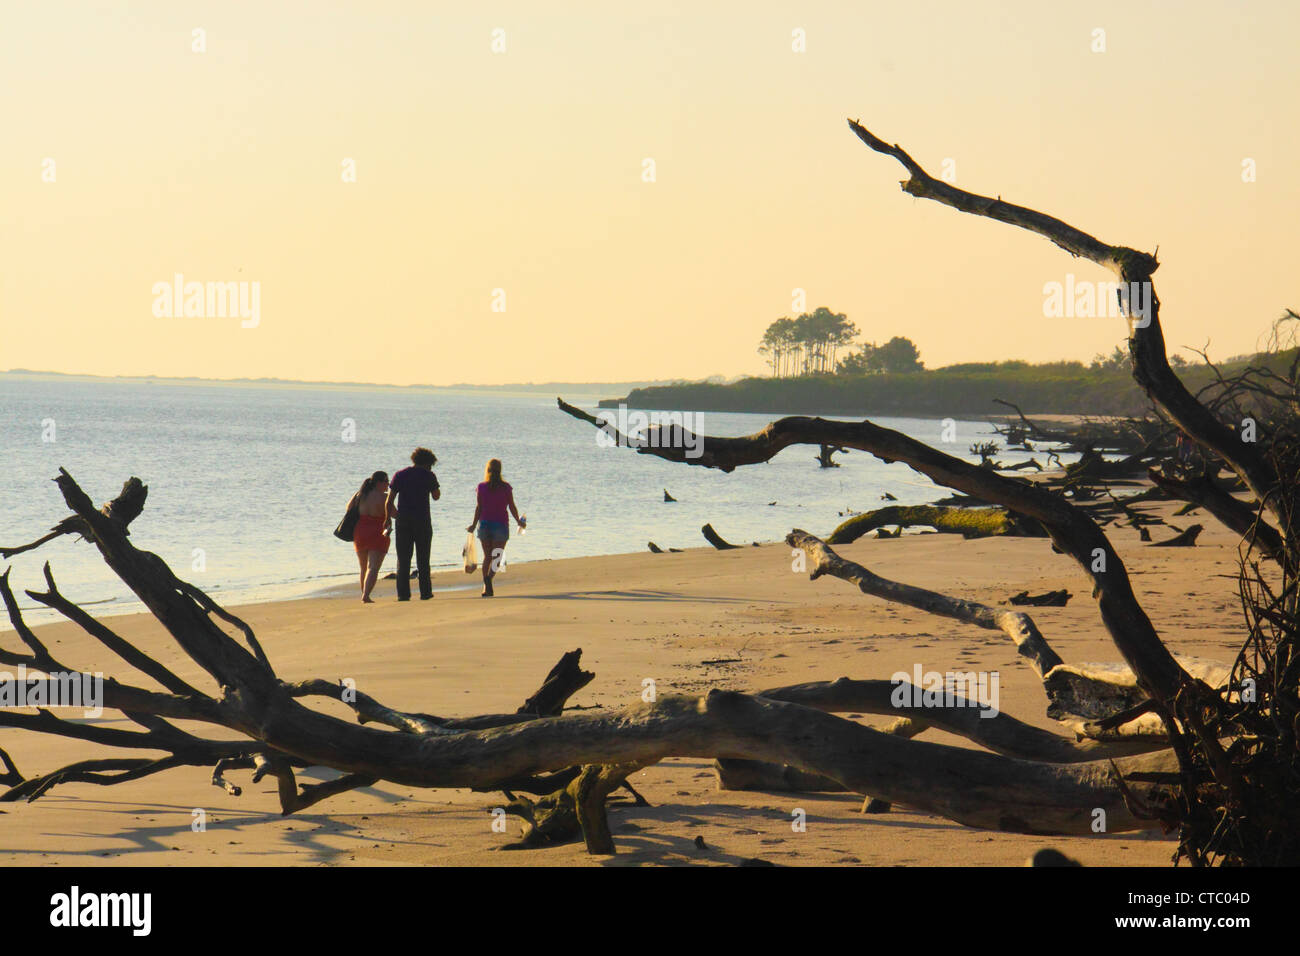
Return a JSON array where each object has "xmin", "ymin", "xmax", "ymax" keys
[{"xmin": 758, "ymin": 307, "xmax": 1193, "ymax": 378}]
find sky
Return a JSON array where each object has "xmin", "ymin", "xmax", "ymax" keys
[{"xmin": 2, "ymin": 0, "xmax": 1297, "ymax": 385}]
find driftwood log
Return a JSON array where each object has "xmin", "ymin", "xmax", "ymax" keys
[
  {"xmin": 1009, "ymin": 589, "xmax": 1072, "ymax": 607},
  {"xmin": 701, "ymin": 523, "xmax": 740, "ymax": 550},
  {"xmin": 826, "ymin": 504, "xmax": 1039, "ymax": 543}
]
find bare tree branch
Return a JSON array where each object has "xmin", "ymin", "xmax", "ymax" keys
[{"xmin": 845, "ymin": 118, "xmax": 1287, "ymax": 547}]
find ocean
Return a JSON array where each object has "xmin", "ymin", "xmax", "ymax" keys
[{"xmin": 0, "ymin": 375, "xmax": 1043, "ymax": 627}]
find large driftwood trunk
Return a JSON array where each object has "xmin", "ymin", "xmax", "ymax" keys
[{"xmin": 826, "ymin": 504, "xmax": 1030, "ymax": 543}]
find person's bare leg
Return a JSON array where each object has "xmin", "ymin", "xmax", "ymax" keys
[
  {"xmin": 479, "ymin": 539, "xmax": 492, "ymax": 595},
  {"xmin": 357, "ymin": 551, "xmax": 368, "ymax": 598},
  {"xmin": 482, "ymin": 540, "xmax": 505, "ymax": 596},
  {"xmin": 363, "ymin": 550, "xmax": 384, "ymax": 603}
]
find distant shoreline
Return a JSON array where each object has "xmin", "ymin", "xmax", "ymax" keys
[{"xmin": 592, "ymin": 360, "xmax": 1268, "ymax": 420}]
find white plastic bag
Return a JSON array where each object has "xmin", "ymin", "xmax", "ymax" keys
[{"xmin": 463, "ymin": 532, "xmax": 478, "ymax": 574}]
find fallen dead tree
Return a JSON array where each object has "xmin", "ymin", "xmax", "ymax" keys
[
  {"xmin": 990, "ymin": 399, "xmax": 1179, "ymax": 512},
  {"xmin": 826, "ymin": 503, "xmax": 1041, "ymax": 543},
  {"xmin": 993, "ymin": 398, "xmax": 1173, "ymax": 463}
]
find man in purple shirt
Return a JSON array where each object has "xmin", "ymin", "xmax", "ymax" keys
[{"xmin": 385, "ymin": 447, "xmax": 441, "ymax": 600}]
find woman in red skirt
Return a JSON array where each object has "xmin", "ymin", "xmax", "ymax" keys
[{"xmin": 352, "ymin": 470, "xmax": 391, "ymax": 602}]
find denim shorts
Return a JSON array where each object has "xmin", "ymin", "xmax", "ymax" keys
[{"xmin": 478, "ymin": 520, "xmax": 509, "ymax": 542}]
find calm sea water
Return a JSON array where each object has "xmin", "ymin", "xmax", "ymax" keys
[{"xmin": 0, "ymin": 376, "xmax": 1040, "ymax": 627}]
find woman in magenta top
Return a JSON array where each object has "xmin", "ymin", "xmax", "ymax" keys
[{"xmin": 466, "ymin": 458, "xmax": 525, "ymax": 597}]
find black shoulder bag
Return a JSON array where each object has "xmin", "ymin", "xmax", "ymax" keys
[{"xmin": 334, "ymin": 494, "xmax": 361, "ymax": 541}]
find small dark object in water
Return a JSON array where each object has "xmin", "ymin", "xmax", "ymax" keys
[
  {"xmin": 816, "ymin": 444, "xmax": 845, "ymax": 468},
  {"xmin": 663, "ymin": 488, "xmax": 676, "ymax": 502}
]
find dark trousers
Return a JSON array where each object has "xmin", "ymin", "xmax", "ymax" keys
[{"xmin": 394, "ymin": 515, "xmax": 433, "ymax": 600}]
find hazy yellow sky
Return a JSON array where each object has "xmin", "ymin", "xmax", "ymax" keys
[{"xmin": 2, "ymin": 1, "xmax": 1296, "ymax": 385}]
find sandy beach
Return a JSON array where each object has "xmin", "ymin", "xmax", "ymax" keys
[{"xmin": 0, "ymin": 497, "xmax": 1245, "ymax": 867}]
